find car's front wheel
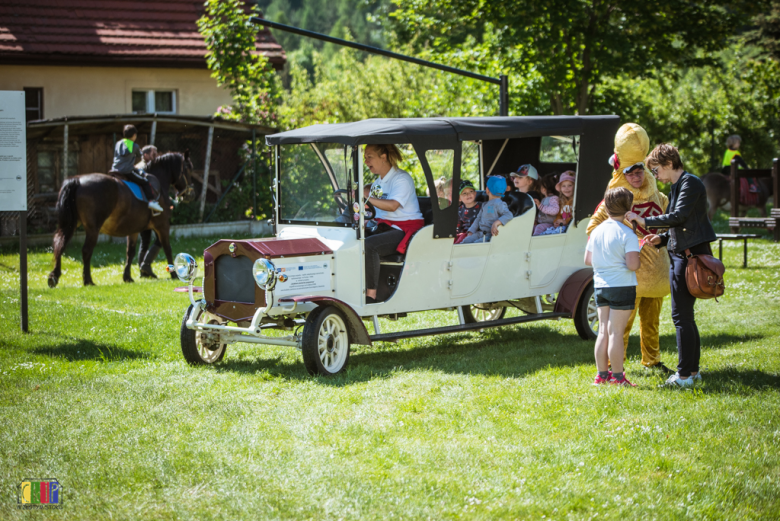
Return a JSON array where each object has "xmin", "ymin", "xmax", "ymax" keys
[
  {"xmin": 461, "ymin": 303, "xmax": 507, "ymax": 323},
  {"xmin": 180, "ymin": 304, "xmax": 228, "ymax": 365},
  {"xmin": 301, "ymin": 306, "xmax": 351, "ymax": 376},
  {"xmin": 573, "ymin": 282, "xmax": 598, "ymax": 340}
]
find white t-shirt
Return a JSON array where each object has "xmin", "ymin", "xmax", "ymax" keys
[
  {"xmin": 586, "ymin": 219, "xmax": 640, "ymax": 288},
  {"xmin": 370, "ymin": 166, "xmax": 423, "ymax": 221}
]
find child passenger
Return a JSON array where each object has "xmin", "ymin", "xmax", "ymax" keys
[
  {"xmin": 434, "ymin": 176, "xmax": 453, "ymax": 208},
  {"xmin": 532, "ymin": 173, "xmax": 560, "ymax": 235},
  {"xmin": 510, "ymin": 164, "xmax": 540, "ymax": 193},
  {"xmin": 553, "ymin": 170, "xmax": 575, "ymax": 229},
  {"xmin": 460, "ymin": 176, "xmax": 513, "ymax": 244},
  {"xmin": 455, "ymin": 180, "xmax": 482, "ymax": 244},
  {"xmin": 585, "ymin": 187, "xmax": 641, "ymax": 387}
]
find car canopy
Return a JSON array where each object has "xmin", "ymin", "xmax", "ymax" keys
[{"xmin": 267, "ymin": 116, "xmax": 621, "ymax": 226}]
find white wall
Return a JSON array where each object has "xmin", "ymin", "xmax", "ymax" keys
[{"xmin": 0, "ymin": 65, "xmax": 234, "ymax": 118}]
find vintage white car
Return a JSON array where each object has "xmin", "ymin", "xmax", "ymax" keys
[{"xmin": 173, "ymin": 116, "xmax": 621, "ymax": 375}]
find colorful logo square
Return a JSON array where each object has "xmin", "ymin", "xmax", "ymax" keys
[{"xmin": 19, "ymin": 480, "xmax": 61, "ymax": 508}]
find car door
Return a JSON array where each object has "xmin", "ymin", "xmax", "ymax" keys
[{"xmin": 527, "ymin": 233, "xmax": 567, "ymax": 288}]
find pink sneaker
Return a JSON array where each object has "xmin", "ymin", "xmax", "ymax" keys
[
  {"xmin": 609, "ymin": 375, "xmax": 637, "ymax": 387},
  {"xmin": 593, "ymin": 374, "xmax": 609, "ymax": 385}
]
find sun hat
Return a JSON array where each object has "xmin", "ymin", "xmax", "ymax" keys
[
  {"xmin": 459, "ymin": 179, "xmax": 476, "ymax": 195},
  {"xmin": 555, "ymin": 171, "xmax": 576, "ymax": 192},
  {"xmin": 510, "ymin": 164, "xmax": 539, "ymax": 180},
  {"xmin": 486, "ymin": 176, "xmax": 507, "ymax": 195}
]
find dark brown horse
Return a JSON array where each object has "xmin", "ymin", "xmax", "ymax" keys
[
  {"xmin": 702, "ymin": 172, "xmax": 772, "ymax": 220},
  {"xmin": 48, "ymin": 152, "xmax": 195, "ymax": 287}
]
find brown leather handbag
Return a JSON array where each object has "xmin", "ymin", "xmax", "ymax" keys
[{"xmin": 684, "ymin": 248, "xmax": 725, "ymax": 301}]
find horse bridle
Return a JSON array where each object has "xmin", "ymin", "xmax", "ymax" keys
[{"xmin": 171, "ymin": 160, "xmax": 195, "ymax": 203}]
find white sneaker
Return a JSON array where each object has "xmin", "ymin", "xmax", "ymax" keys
[
  {"xmin": 664, "ymin": 373, "xmax": 695, "ymax": 388},
  {"xmin": 148, "ymin": 200, "xmax": 164, "ymax": 213}
]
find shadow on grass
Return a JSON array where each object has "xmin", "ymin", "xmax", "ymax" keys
[
  {"xmin": 0, "ymin": 262, "xmax": 18, "ymax": 271},
  {"xmin": 697, "ymin": 368, "xmax": 780, "ymax": 393},
  {"xmin": 212, "ymin": 325, "xmax": 768, "ymax": 387},
  {"xmin": 653, "ymin": 332, "xmax": 764, "ymax": 358},
  {"xmin": 31, "ymin": 338, "xmax": 150, "ymax": 362},
  {"xmin": 216, "ymin": 324, "xmax": 598, "ymax": 385},
  {"xmin": 652, "ymin": 368, "xmax": 780, "ymax": 394}
]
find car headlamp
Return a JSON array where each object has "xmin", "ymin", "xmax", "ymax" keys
[
  {"xmin": 173, "ymin": 253, "xmax": 198, "ymax": 283},
  {"xmin": 252, "ymin": 258, "xmax": 277, "ymax": 290}
]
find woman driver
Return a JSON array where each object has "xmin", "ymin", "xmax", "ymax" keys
[{"xmin": 364, "ymin": 144, "xmax": 424, "ymax": 304}]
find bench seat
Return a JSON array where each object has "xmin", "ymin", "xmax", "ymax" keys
[{"xmin": 728, "ymin": 217, "xmax": 776, "ymax": 230}]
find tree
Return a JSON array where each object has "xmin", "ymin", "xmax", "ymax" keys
[
  {"xmin": 389, "ymin": 0, "xmax": 765, "ymax": 115},
  {"xmin": 747, "ymin": 0, "xmax": 780, "ymax": 61},
  {"xmin": 198, "ymin": 0, "xmax": 280, "ymax": 126},
  {"xmin": 592, "ymin": 45, "xmax": 780, "ymax": 175}
]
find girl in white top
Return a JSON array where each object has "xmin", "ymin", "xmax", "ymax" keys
[{"xmin": 585, "ymin": 187, "xmax": 641, "ymax": 387}]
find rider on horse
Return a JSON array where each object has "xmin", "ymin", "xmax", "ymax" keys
[{"xmin": 112, "ymin": 125, "xmax": 164, "ymax": 213}]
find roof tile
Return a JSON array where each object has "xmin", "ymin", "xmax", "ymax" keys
[{"xmin": 0, "ymin": 0, "xmax": 286, "ymax": 68}]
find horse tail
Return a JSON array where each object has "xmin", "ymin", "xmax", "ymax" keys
[{"xmin": 53, "ymin": 177, "xmax": 80, "ymax": 257}]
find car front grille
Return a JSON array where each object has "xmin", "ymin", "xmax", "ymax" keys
[{"xmin": 215, "ymin": 254, "xmax": 255, "ymax": 303}]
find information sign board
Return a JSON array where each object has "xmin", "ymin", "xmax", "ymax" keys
[
  {"xmin": 274, "ymin": 259, "xmax": 332, "ymax": 297},
  {"xmin": 0, "ymin": 91, "xmax": 27, "ymax": 211}
]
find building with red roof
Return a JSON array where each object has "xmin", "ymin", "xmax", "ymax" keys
[
  {"xmin": 0, "ymin": 0, "xmax": 286, "ymax": 119},
  {"xmin": 0, "ymin": 0, "xmax": 286, "ymax": 234}
]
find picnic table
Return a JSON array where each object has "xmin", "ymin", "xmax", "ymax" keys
[{"xmin": 715, "ymin": 233, "xmax": 762, "ymax": 268}]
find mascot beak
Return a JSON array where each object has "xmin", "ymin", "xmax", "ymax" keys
[{"xmin": 608, "ymin": 153, "xmax": 620, "ymax": 170}]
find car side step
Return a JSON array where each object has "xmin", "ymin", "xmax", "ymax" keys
[{"xmin": 369, "ymin": 311, "xmax": 571, "ymax": 342}]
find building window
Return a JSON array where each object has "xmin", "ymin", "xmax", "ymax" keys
[
  {"xmin": 132, "ymin": 90, "xmax": 176, "ymax": 114},
  {"xmin": 36, "ymin": 144, "xmax": 79, "ymax": 195},
  {"xmin": 24, "ymin": 87, "xmax": 43, "ymax": 121}
]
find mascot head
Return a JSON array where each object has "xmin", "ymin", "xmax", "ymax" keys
[
  {"xmin": 616, "ymin": 123, "xmax": 649, "ymax": 169},
  {"xmin": 607, "ymin": 123, "xmax": 656, "ymax": 197}
]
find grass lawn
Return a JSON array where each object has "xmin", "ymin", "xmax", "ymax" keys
[{"xmin": 1, "ymin": 213, "xmax": 779, "ymax": 520}]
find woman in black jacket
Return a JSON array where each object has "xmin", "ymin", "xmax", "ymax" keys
[{"xmin": 626, "ymin": 144, "xmax": 716, "ymax": 388}]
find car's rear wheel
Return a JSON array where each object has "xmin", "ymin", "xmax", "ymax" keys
[
  {"xmin": 181, "ymin": 304, "xmax": 228, "ymax": 365},
  {"xmin": 573, "ymin": 282, "xmax": 598, "ymax": 340},
  {"xmin": 301, "ymin": 306, "xmax": 351, "ymax": 376},
  {"xmin": 461, "ymin": 303, "xmax": 507, "ymax": 323}
]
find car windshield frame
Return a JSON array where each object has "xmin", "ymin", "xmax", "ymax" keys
[{"xmin": 277, "ymin": 143, "xmax": 357, "ymax": 227}]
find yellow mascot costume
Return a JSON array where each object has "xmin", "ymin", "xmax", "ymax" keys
[{"xmin": 586, "ymin": 123, "xmax": 671, "ymax": 369}]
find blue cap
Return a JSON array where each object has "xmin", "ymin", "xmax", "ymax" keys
[{"xmin": 486, "ymin": 176, "xmax": 507, "ymax": 195}]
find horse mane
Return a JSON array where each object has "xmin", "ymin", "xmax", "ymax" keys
[{"xmin": 148, "ymin": 152, "xmax": 183, "ymax": 174}]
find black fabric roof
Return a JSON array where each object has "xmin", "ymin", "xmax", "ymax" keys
[{"xmin": 266, "ymin": 116, "xmax": 619, "ymax": 146}]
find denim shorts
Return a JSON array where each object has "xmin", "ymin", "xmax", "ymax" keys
[{"xmin": 594, "ymin": 286, "xmax": 636, "ymax": 310}]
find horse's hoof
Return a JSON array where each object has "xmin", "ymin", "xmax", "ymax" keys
[
  {"xmin": 84, "ymin": 280, "xmax": 95, "ymax": 286},
  {"xmin": 124, "ymin": 277, "xmax": 135, "ymax": 283},
  {"xmin": 47, "ymin": 275, "xmax": 58, "ymax": 288},
  {"xmin": 139, "ymin": 266, "xmax": 157, "ymax": 279}
]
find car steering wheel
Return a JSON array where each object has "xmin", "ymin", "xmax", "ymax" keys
[
  {"xmin": 363, "ymin": 198, "xmax": 377, "ymax": 220},
  {"xmin": 333, "ymin": 189, "xmax": 350, "ymax": 212}
]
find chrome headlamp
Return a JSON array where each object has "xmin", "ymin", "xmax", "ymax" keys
[
  {"xmin": 252, "ymin": 258, "xmax": 277, "ymax": 290},
  {"xmin": 173, "ymin": 253, "xmax": 198, "ymax": 283}
]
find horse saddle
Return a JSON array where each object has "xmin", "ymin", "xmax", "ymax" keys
[
  {"xmin": 122, "ymin": 180, "xmax": 147, "ymax": 202},
  {"xmin": 119, "ymin": 175, "xmax": 161, "ymax": 203}
]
